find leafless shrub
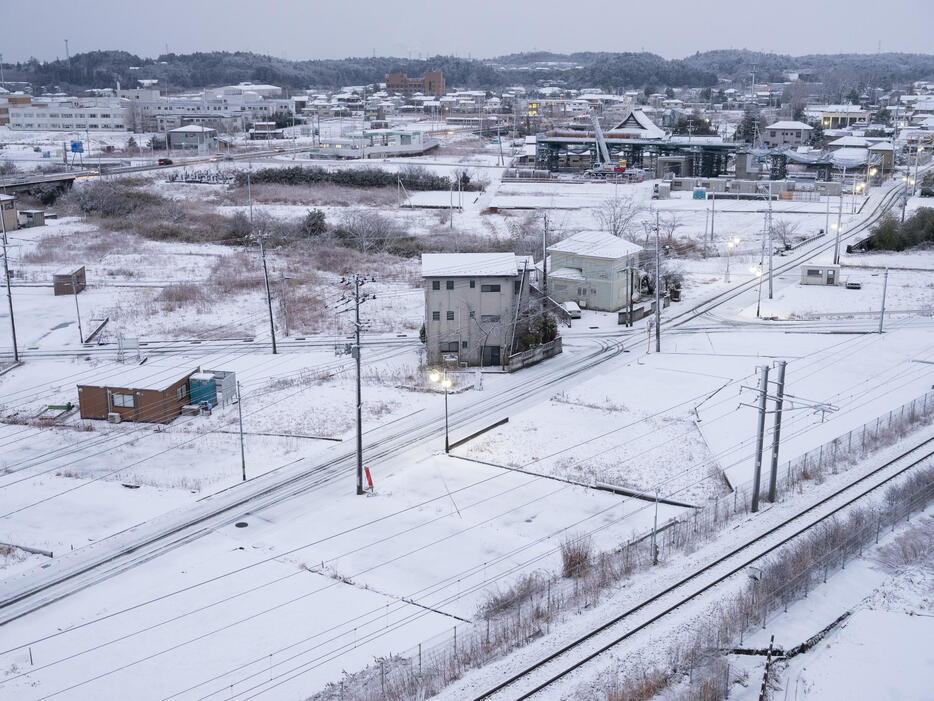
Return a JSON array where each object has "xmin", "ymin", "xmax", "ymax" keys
[
  {"xmin": 561, "ymin": 533, "xmax": 593, "ymax": 578},
  {"xmin": 874, "ymin": 517, "xmax": 934, "ymax": 569},
  {"xmin": 596, "ymin": 193, "xmax": 643, "ymax": 238},
  {"xmin": 156, "ymin": 282, "xmax": 208, "ymax": 312}
]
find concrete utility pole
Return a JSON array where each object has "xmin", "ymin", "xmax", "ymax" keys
[
  {"xmin": 237, "ymin": 381, "xmax": 246, "ymax": 481},
  {"xmin": 834, "ymin": 166, "xmax": 846, "ymax": 265},
  {"xmin": 752, "ymin": 364, "xmax": 770, "ymax": 513},
  {"xmin": 350, "ymin": 274, "xmax": 370, "ymax": 495},
  {"xmin": 767, "ymin": 183, "xmax": 774, "ymax": 299},
  {"xmin": 768, "ymin": 360, "xmax": 786, "ymax": 503},
  {"xmin": 651, "ymin": 487, "xmax": 659, "ymax": 565},
  {"xmin": 541, "ymin": 212, "xmax": 549, "ymax": 300},
  {"xmin": 879, "ymin": 267, "xmax": 889, "ymax": 333},
  {"xmin": 1, "ymin": 209, "xmax": 18, "ymax": 362},
  {"xmin": 70, "ymin": 273, "xmax": 83, "ymax": 343},
  {"xmin": 248, "ymin": 171, "xmax": 277, "ymax": 354},
  {"xmin": 654, "ymin": 212, "xmax": 661, "ymax": 353}
]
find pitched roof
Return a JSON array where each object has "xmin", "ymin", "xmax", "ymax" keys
[
  {"xmin": 766, "ymin": 121, "xmax": 813, "ymax": 130},
  {"xmin": 828, "ymin": 135, "xmax": 870, "ymax": 147},
  {"xmin": 609, "ymin": 110, "xmax": 665, "ymax": 139},
  {"xmin": 548, "ymin": 230, "xmax": 642, "ymax": 260},
  {"xmin": 78, "ymin": 364, "xmax": 197, "ymax": 392},
  {"xmin": 421, "ymin": 253, "xmax": 524, "ymax": 278}
]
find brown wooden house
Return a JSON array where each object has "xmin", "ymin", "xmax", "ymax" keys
[{"xmin": 78, "ymin": 365, "xmax": 197, "ymax": 423}]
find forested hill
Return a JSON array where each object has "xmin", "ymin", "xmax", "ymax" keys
[{"xmin": 4, "ymin": 49, "xmax": 934, "ymax": 94}]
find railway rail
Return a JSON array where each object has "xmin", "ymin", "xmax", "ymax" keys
[{"xmin": 473, "ymin": 430, "xmax": 934, "ymax": 700}]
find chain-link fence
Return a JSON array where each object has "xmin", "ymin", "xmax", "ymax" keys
[{"xmin": 310, "ymin": 390, "xmax": 934, "ymax": 701}]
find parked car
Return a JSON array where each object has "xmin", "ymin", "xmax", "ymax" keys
[
  {"xmin": 157, "ymin": 158, "xmax": 173, "ymax": 166},
  {"xmin": 561, "ymin": 301, "xmax": 582, "ymax": 319},
  {"xmin": 845, "ymin": 281, "xmax": 862, "ymax": 290}
]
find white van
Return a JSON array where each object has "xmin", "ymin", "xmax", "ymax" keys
[{"xmin": 561, "ymin": 301, "xmax": 582, "ymax": 319}]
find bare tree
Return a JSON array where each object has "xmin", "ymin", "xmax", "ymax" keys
[
  {"xmin": 659, "ymin": 212, "xmax": 684, "ymax": 245},
  {"xmin": 771, "ymin": 219, "xmax": 799, "ymax": 250},
  {"xmin": 338, "ymin": 208, "xmax": 400, "ymax": 253},
  {"xmin": 596, "ymin": 193, "xmax": 642, "ymax": 239}
]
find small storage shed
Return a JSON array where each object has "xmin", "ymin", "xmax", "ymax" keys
[
  {"xmin": 800, "ymin": 264, "xmax": 839, "ymax": 286},
  {"xmin": 77, "ymin": 365, "xmax": 198, "ymax": 423},
  {"xmin": 53, "ymin": 266, "xmax": 86, "ymax": 296},
  {"xmin": 17, "ymin": 210, "xmax": 45, "ymax": 228},
  {"xmin": 189, "ymin": 373, "xmax": 217, "ymax": 406}
]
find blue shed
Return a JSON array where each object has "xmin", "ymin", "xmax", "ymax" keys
[{"xmin": 189, "ymin": 373, "xmax": 217, "ymax": 407}]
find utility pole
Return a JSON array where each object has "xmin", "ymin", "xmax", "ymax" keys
[
  {"xmin": 279, "ymin": 273, "xmax": 290, "ymax": 337},
  {"xmin": 752, "ymin": 364, "xmax": 770, "ymax": 513},
  {"xmin": 350, "ymin": 274, "xmax": 370, "ymax": 495},
  {"xmin": 710, "ymin": 194, "xmax": 716, "ymax": 255},
  {"xmin": 1, "ymin": 209, "xmax": 18, "ymax": 362},
  {"xmin": 767, "ymin": 184, "xmax": 773, "ymax": 299},
  {"xmin": 541, "ymin": 212, "xmax": 549, "ymax": 299},
  {"xmin": 879, "ymin": 267, "xmax": 889, "ymax": 333},
  {"xmin": 768, "ymin": 360, "xmax": 786, "ymax": 503},
  {"xmin": 651, "ymin": 487, "xmax": 659, "ymax": 565},
  {"xmin": 71, "ymin": 273, "xmax": 83, "ymax": 343},
  {"xmin": 248, "ymin": 171, "xmax": 277, "ymax": 354},
  {"xmin": 834, "ymin": 166, "xmax": 846, "ymax": 264},
  {"xmin": 237, "ymin": 381, "xmax": 246, "ymax": 481},
  {"xmin": 654, "ymin": 212, "xmax": 661, "ymax": 353}
]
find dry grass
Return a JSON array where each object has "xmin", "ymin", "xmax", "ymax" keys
[
  {"xmin": 560, "ymin": 533, "xmax": 593, "ymax": 578},
  {"xmin": 219, "ymin": 182, "xmax": 399, "ymax": 207}
]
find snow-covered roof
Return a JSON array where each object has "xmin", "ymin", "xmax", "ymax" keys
[
  {"xmin": 766, "ymin": 121, "xmax": 812, "ymax": 131},
  {"xmin": 609, "ymin": 110, "xmax": 665, "ymax": 140},
  {"xmin": 421, "ymin": 253, "xmax": 522, "ymax": 278},
  {"xmin": 548, "ymin": 230, "xmax": 642, "ymax": 260},
  {"xmin": 78, "ymin": 365, "xmax": 197, "ymax": 392},
  {"xmin": 169, "ymin": 124, "xmax": 217, "ymax": 133},
  {"xmin": 869, "ymin": 142, "xmax": 894, "ymax": 151},
  {"xmin": 828, "ymin": 136, "xmax": 869, "ymax": 147}
]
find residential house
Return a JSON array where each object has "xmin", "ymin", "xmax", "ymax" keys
[
  {"xmin": 422, "ymin": 253, "xmax": 532, "ymax": 367},
  {"xmin": 78, "ymin": 365, "xmax": 198, "ymax": 423},
  {"xmin": 547, "ymin": 230, "xmax": 642, "ymax": 312},
  {"xmin": 762, "ymin": 121, "xmax": 813, "ymax": 148}
]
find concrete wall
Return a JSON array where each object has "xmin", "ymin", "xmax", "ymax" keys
[{"xmin": 424, "ymin": 273, "xmax": 528, "ymax": 366}]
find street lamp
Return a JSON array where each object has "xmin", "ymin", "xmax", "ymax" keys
[
  {"xmin": 725, "ymin": 236, "xmax": 741, "ymax": 283},
  {"xmin": 751, "ymin": 265, "xmax": 764, "ymax": 318},
  {"xmin": 429, "ymin": 369, "xmax": 452, "ymax": 453}
]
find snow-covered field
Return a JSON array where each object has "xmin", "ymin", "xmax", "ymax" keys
[{"xmin": 0, "ymin": 135, "xmax": 932, "ymax": 700}]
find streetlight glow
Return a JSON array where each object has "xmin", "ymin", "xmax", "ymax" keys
[{"xmin": 429, "ymin": 370, "xmax": 441, "ymax": 384}]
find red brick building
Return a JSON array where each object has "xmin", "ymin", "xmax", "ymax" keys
[{"xmin": 386, "ymin": 71, "xmax": 445, "ymax": 96}]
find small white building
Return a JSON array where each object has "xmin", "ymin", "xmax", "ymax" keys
[
  {"xmin": 763, "ymin": 121, "xmax": 813, "ymax": 148},
  {"xmin": 547, "ymin": 230, "xmax": 643, "ymax": 312},
  {"xmin": 800, "ymin": 264, "xmax": 839, "ymax": 286},
  {"xmin": 167, "ymin": 124, "xmax": 217, "ymax": 150}
]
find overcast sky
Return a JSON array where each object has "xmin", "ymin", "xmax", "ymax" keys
[{"xmin": 3, "ymin": 0, "xmax": 933, "ymax": 63}]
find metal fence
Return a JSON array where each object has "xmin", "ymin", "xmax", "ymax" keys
[{"xmin": 308, "ymin": 389, "xmax": 934, "ymax": 701}]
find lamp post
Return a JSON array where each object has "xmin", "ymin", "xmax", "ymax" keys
[
  {"xmin": 751, "ymin": 265, "xmax": 764, "ymax": 318},
  {"xmin": 429, "ymin": 369, "xmax": 452, "ymax": 453},
  {"xmin": 725, "ymin": 236, "xmax": 740, "ymax": 283}
]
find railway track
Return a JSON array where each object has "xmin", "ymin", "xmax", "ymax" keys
[
  {"xmin": 0, "ymin": 336, "xmax": 625, "ymax": 624},
  {"xmin": 473, "ymin": 430, "xmax": 934, "ymax": 700},
  {"xmin": 0, "ymin": 177, "xmax": 915, "ymax": 629}
]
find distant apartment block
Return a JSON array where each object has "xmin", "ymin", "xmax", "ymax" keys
[
  {"xmin": 762, "ymin": 121, "xmax": 813, "ymax": 148},
  {"xmin": 386, "ymin": 71, "xmax": 445, "ymax": 96},
  {"xmin": 8, "ymin": 97, "xmax": 130, "ymax": 131}
]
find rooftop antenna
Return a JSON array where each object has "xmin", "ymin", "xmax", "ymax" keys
[{"xmin": 64, "ymin": 39, "xmax": 70, "ymax": 62}]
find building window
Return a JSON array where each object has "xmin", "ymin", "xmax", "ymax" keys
[
  {"xmin": 432, "ymin": 311, "xmax": 440, "ymax": 320},
  {"xmin": 514, "ymin": 280, "xmax": 521, "ymax": 294},
  {"xmin": 176, "ymin": 385, "xmax": 188, "ymax": 401},
  {"xmin": 481, "ymin": 314, "xmax": 501, "ymax": 323},
  {"xmin": 469, "ymin": 280, "xmax": 475, "ymax": 288},
  {"xmin": 112, "ymin": 393, "xmax": 134, "ymax": 408},
  {"xmin": 461, "ymin": 341, "xmax": 468, "ymax": 349},
  {"xmin": 446, "ymin": 280, "xmax": 454, "ymax": 290},
  {"xmin": 446, "ymin": 311, "xmax": 454, "ymax": 321},
  {"xmin": 469, "ymin": 310, "xmax": 475, "ymax": 318},
  {"xmin": 432, "ymin": 280, "xmax": 440, "ymax": 290},
  {"xmin": 481, "ymin": 284, "xmax": 500, "ymax": 292},
  {"xmin": 440, "ymin": 342, "xmax": 459, "ymax": 353}
]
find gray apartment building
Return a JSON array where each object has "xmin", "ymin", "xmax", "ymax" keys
[
  {"xmin": 547, "ymin": 230, "xmax": 642, "ymax": 312},
  {"xmin": 422, "ymin": 253, "xmax": 532, "ymax": 367}
]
